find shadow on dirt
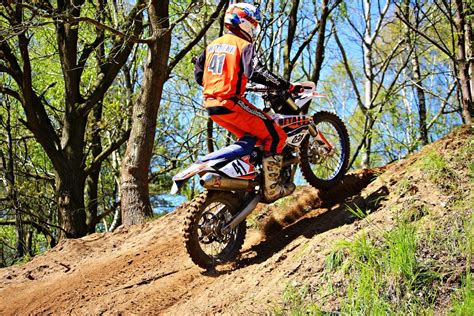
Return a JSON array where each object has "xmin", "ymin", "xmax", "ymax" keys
[{"xmin": 236, "ymin": 169, "xmax": 388, "ymax": 268}]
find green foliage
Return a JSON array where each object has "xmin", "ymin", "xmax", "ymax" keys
[
  {"xmin": 346, "ymin": 204, "xmax": 368, "ymax": 219},
  {"xmin": 385, "ymin": 223, "xmax": 418, "ymax": 282},
  {"xmin": 0, "ymin": 226, "xmax": 17, "ymax": 267},
  {"xmin": 0, "ymin": 224, "xmax": 50, "ymax": 267},
  {"xmin": 450, "ymin": 273, "xmax": 474, "ymax": 316},
  {"xmin": 273, "ymin": 283, "xmax": 323, "ymax": 316},
  {"xmin": 323, "ymin": 223, "xmax": 443, "ymax": 314},
  {"xmin": 450, "ymin": 212, "xmax": 474, "ymax": 315},
  {"xmin": 417, "ymin": 151, "xmax": 449, "ymax": 180}
]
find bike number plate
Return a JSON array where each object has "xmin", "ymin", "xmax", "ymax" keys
[{"xmin": 286, "ymin": 130, "xmax": 309, "ymax": 146}]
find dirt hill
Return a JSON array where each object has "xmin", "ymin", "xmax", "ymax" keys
[{"xmin": 0, "ymin": 126, "xmax": 472, "ymax": 314}]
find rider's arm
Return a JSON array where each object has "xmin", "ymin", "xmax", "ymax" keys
[
  {"xmin": 194, "ymin": 51, "xmax": 206, "ymax": 86},
  {"xmin": 241, "ymin": 44, "xmax": 291, "ymax": 90}
]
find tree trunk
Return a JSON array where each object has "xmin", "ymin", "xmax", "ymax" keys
[
  {"xmin": 3, "ymin": 98, "xmax": 25, "ymax": 258},
  {"xmin": 361, "ymin": 0, "xmax": 375, "ymax": 169},
  {"xmin": 283, "ymin": 0, "xmax": 300, "ymax": 80},
  {"xmin": 362, "ymin": 47, "xmax": 373, "ymax": 167},
  {"xmin": 311, "ymin": 0, "xmax": 330, "ymax": 87},
  {"xmin": 466, "ymin": 15, "xmax": 473, "ymax": 102},
  {"xmin": 454, "ymin": 0, "xmax": 473, "ymax": 124},
  {"xmin": 109, "ymin": 135, "xmax": 123, "ymax": 232},
  {"xmin": 26, "ymin": 229, "xmax": 33, "ymax": 257},
  {"xmin": 53, "ymin": 1, "xmax": 88, "ymax": 238},
  {"xmin": 412, "ymin": 51, "xmax": 428, "ymax": 144},
  {"xmin": 86, "ymin": 2, "xmax": 106, "ymax": 233},
  {"xmin": 56, "ymin": 167, "xmax": 88, "ymax": 238},
  {"xmin": 403, "ymin": 0, "xmax": 428, "ymax": 145},
  {"xmin": 268, "ymin": 0, "xmax": 275, "ymax": 72},
  {"xmin": 121, "ymin": 0, "xmax": 172, "ymax": 226},
  {"xmin": 85, "ymin": 106, "xmax": 102, "ymax": 233}
]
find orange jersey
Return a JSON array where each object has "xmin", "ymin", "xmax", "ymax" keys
[
  {"xmin": 199, "ymin": 34, "xmax": 253, "ymax": 99},
  {"xmin": 194, "ymin": 33, "xmax": 292, "ymax": 154},
  {"xmin": 195, "ymin": 34, "xmax": 291, "ymax": 100}
]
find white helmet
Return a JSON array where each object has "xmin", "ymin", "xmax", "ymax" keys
[{"xmin": 224, "ymin": 2, "xmax": 262, "ymax": 42}]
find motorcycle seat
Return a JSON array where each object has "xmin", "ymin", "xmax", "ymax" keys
[{"xmin": 201, "ymin": 135, "xmax": 257, "ymax": 162}]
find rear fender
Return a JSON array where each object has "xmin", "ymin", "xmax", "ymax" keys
[{"xmin": 170, "ymin": 159, "xmax": 225, "ymax": 194}]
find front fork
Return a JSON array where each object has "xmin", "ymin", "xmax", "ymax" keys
[
  {"xmin": 287, "ymin": 95, "xmax": 332, "ymax": 152},
  {"xmin": 309, "ymin": 123, "xmax": 333, "ymax": 153}
]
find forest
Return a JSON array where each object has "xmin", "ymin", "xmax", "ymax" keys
[{"xmin": 0, "ymin": 0, "xmax": 472, "ymax": 267}]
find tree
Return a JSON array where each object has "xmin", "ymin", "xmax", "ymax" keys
[
  {"xmin": 258, "ymin": 0, "xmax": 342, "ymax": 112},
  {"xmin": 120, "ymin": 0, "xmax": 172, "ymax": 225},
  {"xmin": 0, "ymin": 1, "xmax": 145, "ymax": 237},
  {"xmin": 395, "ymin": 0, "xmax": 473, "ymax": 124},
  {"xmin": 400, "ymin": 0, "xmax": 429, "ymax": 145},
  {"xmin": 333, "ymin": 0, "xmax": 408, "ymax": 168},
  {"xmin": 1, "ymin": 96, "xmax": 24, "ymax": 258},
  {"xmin": 120, "ymin": 0, "xmax": 228, "ymax": 226}
]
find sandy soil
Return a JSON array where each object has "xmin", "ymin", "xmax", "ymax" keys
[{"xmin": 0, "ymin": 126, "xmax": 471, "ymax": 315}]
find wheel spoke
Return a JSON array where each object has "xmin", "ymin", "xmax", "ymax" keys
[
  {"xmin": 300, "ymin": 112, "xmax": 350, "ymax": 188},
  {"xmin": 197, "ymin": 200, "xmax": 237, "ymax": 259}
]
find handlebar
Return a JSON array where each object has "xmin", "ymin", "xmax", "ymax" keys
[
  {"xmin": 246, "ymin": 84, "xmax": 315, "ymax": 95},
  {"xmin": 245, "ymin": 84, "xmax": 283, "ymax": 93}
]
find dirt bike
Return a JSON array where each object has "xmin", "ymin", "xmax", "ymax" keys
[{"xmin": 170, "ymin": 81, "xmax": 350, "ymax": 270}]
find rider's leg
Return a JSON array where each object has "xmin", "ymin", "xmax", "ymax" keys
[
  {"xmin": 262, "ymin": 154, "xmax": 295, "ymax": 202},
  {"xmin": 205, "ymin": 97, "xmax": 295, "ymax": 201},
  {"xmin": 206, "ymin": 97, "xmax": 287, "ymax": 152}
]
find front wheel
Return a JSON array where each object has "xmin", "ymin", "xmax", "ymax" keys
[
  {"xmin": 183, "ymin": 191, "xmax": 247, "ymax": 270},
  {"xmin": 300, "ymin": 111, "xmax": 350, "ymax": 190}
]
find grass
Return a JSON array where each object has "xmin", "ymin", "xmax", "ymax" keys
[
  {"xmin": 322, "ymin": 206, "xmax": 472, "ymax": 314},
  {"xmin": 272, "ymin": 128, "xmax": 473, "ymax": 314},
  {"xmin": 452, "ymin": 136, "xmax": 474, "ymax": 179},
  {"xmin": 332, "ymin": 223, "xmax": 441, "ymax": 314},
  {"xmin": 278, "ymin": 215, "xmax": 467, "ymax": 314},
  {"xmin": 450, "ymin": 212, "xmax": 474, "ymax": 315},
  {"xmin": 345, "ymin": 204, "xmax": 368, "ymax": 220},
  {"xmin": 414, "ymin": 151, "xmax": 458, "ymax": 192},
  {"xmin": 273, "ymin": 283, "xmax": 323, "ymax": 316},
  {"xmin": 417, "ymin": 151, "xmax": 448, "ymax": 180},
  {"xmin": 451, "ymin": 273, "xmax": 474, "ymax": 315}
]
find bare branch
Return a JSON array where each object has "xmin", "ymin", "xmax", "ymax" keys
[
  {"xmin": 333, "ymin": 22, "xmax": 365, "ymax": 114},
  {"xmin": 289, "ymin": 23, "xmax": 319, "ymax": 68},
  {"xmin": 370, "ymin": 0, "xmax": 391, "ymax": 43},
  {"xmin": 84, "ymin": 129, "xmax": 131, "ymax": 175},
  {"xmin": 0, "ymin": 86, "xmax": 22, "ymax": 102},
  {"xmin": 167, "ymin": 0, "xmax": 227, "ymax": 74},
  {"xmin": 426, "ymin": 83, "xmax": 457, "ymax": 130},
  {"xmin": 394, "ymin": 4, "xmax": 453, "ymax": 59}
]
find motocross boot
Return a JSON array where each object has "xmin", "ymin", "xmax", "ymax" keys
[{"xmin": 262, "ymin": 154, "xmax": 296, "ymax": 202}]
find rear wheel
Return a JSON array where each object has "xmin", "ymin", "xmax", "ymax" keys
[
  {"xmin": 300, "ymin": 111, "xmax": 350, "ymax": 190},
  {"xmin": 183, "ymin": 191, "xmax": 246, "ymax": 270}
]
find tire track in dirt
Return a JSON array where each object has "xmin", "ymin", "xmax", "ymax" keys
[{"xmin": 0, "ymin": 170, "xmax": 379, "ymax": 314}]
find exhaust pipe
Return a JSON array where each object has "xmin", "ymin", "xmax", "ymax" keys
[{"xmin": 200, "ymin": 173, "xmax": 257, "ymax": 191}]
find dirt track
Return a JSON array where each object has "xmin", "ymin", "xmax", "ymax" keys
[
  {"xmin": 0, "ymin": 126, "xmax": 471, "ymax": 314},
  {"xmin": 0, "ymin": 168, "xmax": 380, "ymax": 314}
]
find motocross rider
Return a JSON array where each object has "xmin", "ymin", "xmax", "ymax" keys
[{"xmin": 194, "ymin": 2, "xmax": 304, "ymax": 202}]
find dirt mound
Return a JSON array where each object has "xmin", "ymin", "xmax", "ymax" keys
[{"xmin": 0, "ymin": 126, "xmax": 472, "ymax": 314}]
